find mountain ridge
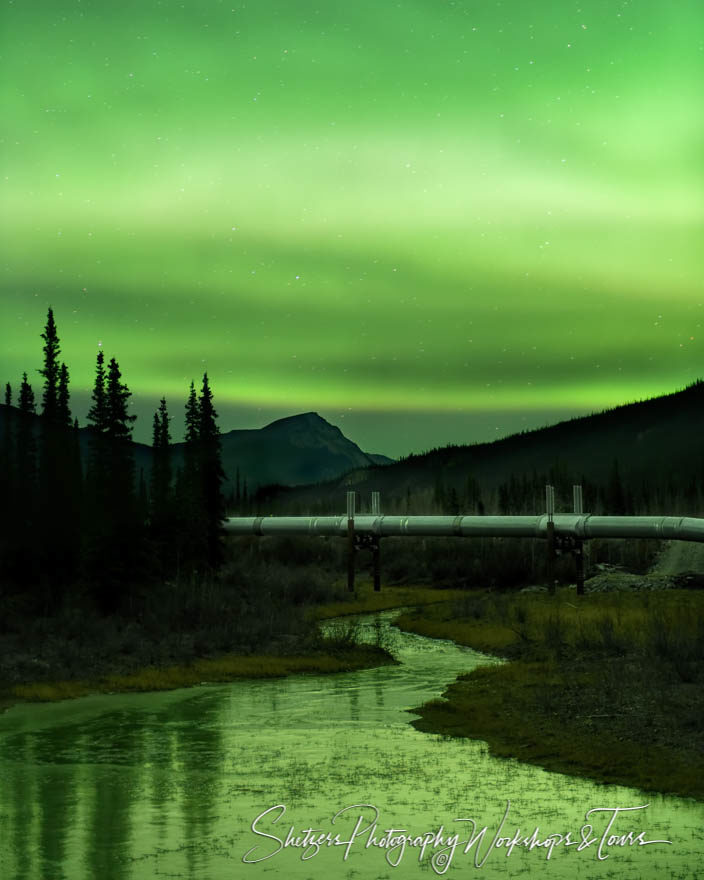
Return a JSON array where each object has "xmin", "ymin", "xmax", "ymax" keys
[
  {"xmin": 4, "ymin": 382, "xmax": 704, "ymax": 512},
  {"xmin": 0, "ymin": 407, "xmax": 395, "ymax": 494},
  {"xmin": 252, "ymin": 380, "xmax": 704, "ymax": 513}
]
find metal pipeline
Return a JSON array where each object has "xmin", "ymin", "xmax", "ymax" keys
[{"xmin": 224, "ymin": 514, "xmax": 704, "ymax": 542}]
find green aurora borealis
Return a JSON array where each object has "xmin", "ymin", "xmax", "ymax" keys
[{"xmin": 2, "ymin": 0, "xmax": 703, "ymax": 456}]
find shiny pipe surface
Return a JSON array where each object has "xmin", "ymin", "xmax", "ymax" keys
[{"xmin": 223, "ymin": 514, "xmax": 704, "ymax": 542}]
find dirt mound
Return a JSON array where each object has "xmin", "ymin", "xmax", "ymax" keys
[
  {"xmin": 649, "ymin": 540, "xmax": 704, "ymax": 576},
  {"xmin": 584, "ymin": 571, "xmax": 676, "ymax": 593}
]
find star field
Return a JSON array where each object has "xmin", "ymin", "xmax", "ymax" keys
[{"xmin": 1, "ymin": 0, "xmax": 702, "ymax": 456}]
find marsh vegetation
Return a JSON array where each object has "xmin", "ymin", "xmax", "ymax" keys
[{"xmin": 396, "ymin": 586, "xmax": 704, "ymax": 799}]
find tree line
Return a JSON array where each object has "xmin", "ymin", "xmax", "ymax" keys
[
  {"xmin": 0, "ymin": 308, "xmax": 226, "ymax": 615},
  {"xmin": 430, "ymin": 460, "xmax": 700, "ymax": 518}
]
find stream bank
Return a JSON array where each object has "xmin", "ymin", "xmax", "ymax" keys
[
  {"xmin": 0, "ymin": 583, "xmax": 462, "ymax": 712},
  {"xmin": 394, "ymin": 584, "xmax": 704, "ymax": 800},
  {"xmin": 1, "ymin": 609, "xmax": 700, "ymax": 880}
]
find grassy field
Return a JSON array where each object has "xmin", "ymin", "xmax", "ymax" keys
[{"xmin": 394, "ymin": 586, "xmax": 704, "ymax": 800}]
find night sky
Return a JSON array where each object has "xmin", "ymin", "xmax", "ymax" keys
[{"xmin": 2, "ymin": 0, "xmax": 702, "ymax": 457}]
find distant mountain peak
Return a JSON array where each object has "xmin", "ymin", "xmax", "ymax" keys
[
  {"xmin": 262, "ymin": 411, "xmax": 329, "ymax": 431},
  {"xmin": 0, "ymin": 405, "xmax": 394, "ymax": 496}
]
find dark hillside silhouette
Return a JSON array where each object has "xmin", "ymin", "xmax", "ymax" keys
[{"xmin": 251, "ymin": 381, "xmax": 704, "ymax": 517}]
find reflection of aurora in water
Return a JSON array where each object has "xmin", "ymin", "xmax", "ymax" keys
[{"xmin": 0, "ymin": 611, "xmax": 701, "ymax": 879}]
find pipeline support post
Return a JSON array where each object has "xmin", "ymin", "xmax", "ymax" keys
[
  {"xmin": 371, "ymin": 491, "xmax": 381, "ymax": 592},
  {"xmin": 347, "ymin": 491, "xmax": 356, "ymax": 592},
  {"xmin": 546, "ymin": 485, "xmax": 556, "ymax": 595},
  {"xmin": 372, "ymin": 543, "xmax": 381, "ymax": 592},
  {"xmin": 573, "ymin": 484, "xmax": 585, "ymax": 596}
]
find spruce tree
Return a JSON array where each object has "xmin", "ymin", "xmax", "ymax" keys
[
  {"xmin": 155, "ymin": 397, "xmax": 172, "ymax": 503},
  {"xmin": 37, "ymin": 309, "xmax": 78, "ymax": 603},
  {"xmin": 57, "ymin": 363, "xmax": 72, "ymax": 429},
  {"xmin": 104, "ymin": 356, "xmax": 137, "ymax": 529},
  {"xmin": 0, "ymin": 382, "xmax": 14, "ymax": 586},
  {"xmin": 85, "ymin": 350, "xmax": 108, "ymax": 520},
  {"xmin": 71, "ymin": 416, "xmax": 83, "ymax": 520},
  {"xmin": 150, "ymin": 410, "xmax": 162, "ymax": 515},
  {"xmin": 105, "ymin": 358, "xmax": 136, "ymax": 448},
  {"xmin": 86, "ymin": 349, "xmax": 109, "ymax": 503},
  {"xmin": 87, "ymin": 351, "xmax": 108, "ymax": 433},
  {"xmin": 38, "ymin": 307, "xmax": 60, "ymax": 423},
  {"xmin": 149, "ymin": 398, "xmax": 174, "ymax": 574},
  {"xmin": 17, "ymin": 373, "xmax": 37, "ymax": 484},
  {"xmin": 57, "ymin": 363, "xmax": 82, "ymax": 579},
  {"xmin": 175, "ymin": 381, "xmax": 204, "ymax": 575},
  {"xmin": 198, "ymin": 373, "xmax": 226, "ymax": 570},
  {"xmin": 150, "ymin": 409, "xmax": 161, "ymax": 513},
  {"xmin": 12, "ymin": 374, "xmax": 39, "ymax": 587},
  {"xmin": 85, "ymin": 354, "xmax": 140, "ymax": 611},
  {"xmin": 84, "ymin": 352, "xmax": 109, "ymax": 601},
  {"xmin": 184, "ymin": 380, "xmax": 200, "ymax": 476},
  {"xmin": 0, "ymin": 383, "xmax": 14, "ymax": 472}
]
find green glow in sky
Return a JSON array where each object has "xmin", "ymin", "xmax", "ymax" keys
[{"xmin": 2, "ymin": 0, "xmax": 703, "ymax": 456}]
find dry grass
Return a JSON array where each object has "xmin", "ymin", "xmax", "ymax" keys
[
  {"xmin": 398, "ymin": 587, "xmax": 704, "ymax": 800},
  {"xmin": 314, "ymin": 579, "xmax": 466, "ymax": 620},
  {"xmin": 9, "ymin": 644, "xmax": 396, "ymax": 704}
]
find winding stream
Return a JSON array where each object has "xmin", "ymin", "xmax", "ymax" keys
[{"xmin": 0, "ymin": 610, "xmax": 701, "ymax": 879}]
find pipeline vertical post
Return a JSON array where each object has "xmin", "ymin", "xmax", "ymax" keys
[
  {"xmin": 347, "ymin": 491, "xmax": 356, "ymax": 592},
  {"xmin": 371, "ymin": 491, "xmax": 381, "ymax": 592},
  {"xmin": 573, "ymin": 484, "xmax": 585, "ymax": 596},
  {"xmin": 546, "ymin": 484, "xmax": 555, "ymax": 595}
]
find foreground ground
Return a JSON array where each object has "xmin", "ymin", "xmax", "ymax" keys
[
  {"xmin": 5, "ymin": 557, "xmax": 702, "ymax": 803},
  {"xmin": 394, "ymin": 578, "xmax": 704, "ymax": 801}
]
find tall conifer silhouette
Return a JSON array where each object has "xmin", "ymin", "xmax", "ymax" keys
[
  {"xmin": 87, "ymin": 351, "xmax": 108, "ymax": 431},
  {"xmin": 174, "ymin": 381, "xmax": 205, "ymax": 575},
  {"xmin": 85, "ymin": 351, "xmax": 141, "ymax": 610},
  {"xmin": 57, "ymin": 363, "xmax": 71, "ymax": 428},
  {"xmin": 85, "ymin": 350, "xmax": 108, "ymax": 523},
  {"xmin": 0, "ymin": 383, "xmax": 14, "ymax": 576},
  {"xmin": 10, "ymin": 374, "xmax": 39, "ymax": 587},
  {"xmin": 150, "ymin": 397, "xmax": 173, "ymax": 574},
  {"xmin": 17, "ymin": 373, "xmax": 37, "ymax": 494},
  {"xmin": 198, "ymin": 373, "xmax": 226, "ymax": 570},
  {"xmin": 154, "ymin": 398, "xmax": 172, "ymax": 510},
  {"xmin": 38, "ymin": 307, "xmax": 60, "ymax": 424},
  {"xmin": 0, "ymin": 373, "xmax": 44, "ymax": 592},
  {"xmin": 37, "ymin": 308, "xmax": 77, "ymax": 602},
  {"xmin": 184, "ymin": 380, "xmax": 200, "ymax": 487}
]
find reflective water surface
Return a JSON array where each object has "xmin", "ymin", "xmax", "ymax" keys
[{"xmin": 0, "ymin": 610, "xmax": 701, "ymax": 879}]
